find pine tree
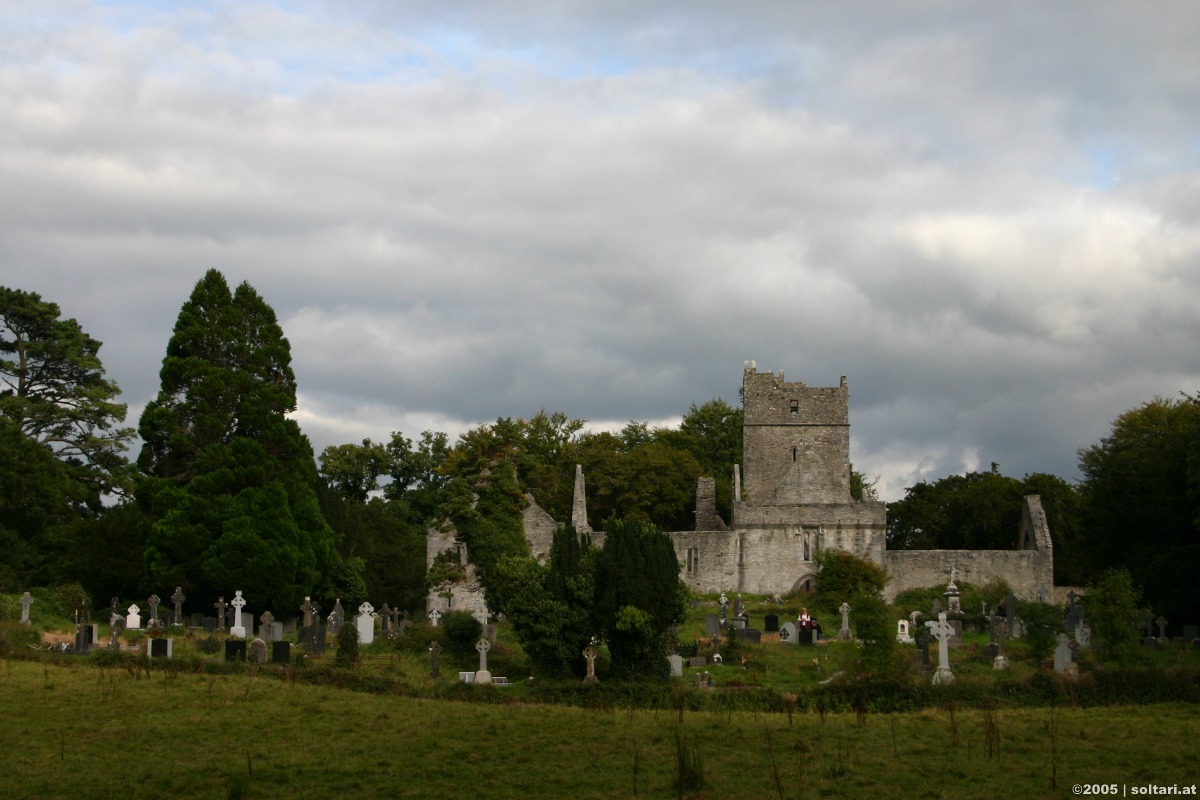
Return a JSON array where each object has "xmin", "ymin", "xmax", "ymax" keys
[
  {"xmin": 137, "ymin": 270, "xmax": 336, "ymax": 613},
  {"xmin": 592, "ymin": 517, "xmax": 686, "ymax": 680}
]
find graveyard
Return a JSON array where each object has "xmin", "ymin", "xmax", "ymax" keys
[{"xmin": 2, "ymin": 585, "xmax": 1199, "ymax": 799}]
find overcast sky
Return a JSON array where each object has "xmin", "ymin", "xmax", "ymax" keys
[{"xmin": 3, "ymin": 1, "xmax": 1198, "ymax": 501}]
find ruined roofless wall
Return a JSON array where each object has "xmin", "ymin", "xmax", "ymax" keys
[
  {"xmin": 741, "ymin": 364, "xmax": 851, "ymax": 506},
  {"xmin": 882, "ymin": 495, "xmax": 1054, "ymax": 602}
]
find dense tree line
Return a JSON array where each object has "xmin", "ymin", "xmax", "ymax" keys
[{"xmin": 3, "ymin": 275, "xmax": 1197, "ymax": 632}]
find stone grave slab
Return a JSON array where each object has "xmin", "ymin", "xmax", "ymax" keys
[
  {"xmin": 668, "ymin": 654, "xmax": 684, "ymax": 677},
  {"xmin": 271, "ymin": 641, "xmax": 292, "ymax": 664},
  {"xmin": 224, "ymin": 640, "xmax": 247, "ymax": 662}
]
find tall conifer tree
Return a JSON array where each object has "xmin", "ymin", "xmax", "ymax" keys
[{"xmin": 137, "ymin": 270, "xmax": 336, "ymax": 612}]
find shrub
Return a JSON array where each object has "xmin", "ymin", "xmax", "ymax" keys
[
  {"xmin": 1085, "ymin": 569, "xmax": 1146, "ymax": 664},
  {"xmin": 849, "ymin": 592, "xmax": 897, "ymax": 675},
  {"xmin": 441, "ymin": 610, "xmax": 483, "ymax": 662},
  {"xmin": 335, "ymin": 622, "xmax": 359, "ymax": 668},
  {"xmin": 1018, "ymin": 602, "xmax": 1060, "ymax": 665},
  {"xmin": 813, "ymin": 551, "xmax": 888, "ymax": 612}
]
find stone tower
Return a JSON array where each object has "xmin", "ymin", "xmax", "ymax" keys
[
  {"xmin": 730, "ymin": 362, "xmax": 887, "ymax": 592},
  {"xmin": 739, "ymin": 362, "xmax": 851, "ymax": 505}
]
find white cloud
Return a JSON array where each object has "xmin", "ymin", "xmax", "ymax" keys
[{"xmin": 2, "ymin": 0, "xmax": 1198, "ymax": 501}]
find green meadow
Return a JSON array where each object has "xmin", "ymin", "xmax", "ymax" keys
[{"xmin": 2, "ymin": 656, "xmax": 1198, "ymax": 800}]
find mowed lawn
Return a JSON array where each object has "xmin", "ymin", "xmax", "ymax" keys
[{"xmin": 1, "ymin": 659, "xmax": 1197, "ymax": 800}]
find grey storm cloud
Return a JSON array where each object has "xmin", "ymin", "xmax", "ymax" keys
[{"xmin": 2, "ymin": 1, "xmax": 1198, "ymax": 499}]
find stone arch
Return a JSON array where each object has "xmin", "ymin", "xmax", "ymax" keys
[{"xmin": 790, "ymin": 571, "xmax": 819, "ymax": 595}]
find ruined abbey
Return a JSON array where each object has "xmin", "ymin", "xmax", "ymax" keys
[{"xmin": 427, "ymin": 361, "xmax": 1055, "ymax": 615}]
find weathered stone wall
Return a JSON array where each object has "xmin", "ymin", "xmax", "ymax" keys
[
  {"xmin": 883, "ymin": 549, "xmax": 1053, "ymax": 603},
  {"xmin": 694, "ymin": 477, "xmax": 728, "ymax": 531},
  {"xmin": 523, "ymin": 494, "xmax": 559, "ymax": 562},
  {"xmin": 424, "ymin": 525, "xmax": 489, "ymax": 616},
  {"xmin": 741, "ymin": 364, "xmax": 851, "ymax": 505}
]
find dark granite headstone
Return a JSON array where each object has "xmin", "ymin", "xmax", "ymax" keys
[
  {"xmin": 301, "ymin": 624, "xmax": 326, "ymax": 654},
  {"xmin": 705, "ymin": 614, "xmax": 720, "ymax": 635},
  {"xmin": 984, "ymin": 642, "xmax": 999, "ymax": 660},
  {"xmin": 1183, "ymin": 624, "xmax": 1199, "ymax": 642},
  {"xmin": 916, "ymin": 629, "xmax": 931, "ymax": 665},
  {"xmin": 150, "ymin": 638, "xmax": 170, "ymax": 658},
  {"xmin": 271, "ymin": 641, "xmax": 291, "ymax": 664},
  {"xmin": 1004, "ymin": 594, "xmax": 1017, "ymax": 623},
  {"xmin": 764, "ymin": 615, "xmax": 779, "ymax": 633},
  {"xmin": 202, "ymin": 617, "xmax": 217, "ymax": 633},
  {"xmin": 737, "ymin": 628, "xmax": 762, "ymax": 644},
  {"xmin": 688, "ymin": 656, "xmax": 706, "ymax": 668},
  {"xmin": 799, "ymin": 628, "xmax": 814, "ymax": 646},
  {"xmin": 224, "ymin": 640, "xmax": 247, "ymax": 661}
]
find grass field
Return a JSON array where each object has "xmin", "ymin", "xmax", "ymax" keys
[{"xmin": 2, "ymin": 657, "xmax": 1198, "ymax": 800}]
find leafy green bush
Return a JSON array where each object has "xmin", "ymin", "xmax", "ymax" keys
[
  {"xmin": 1018, "ymin": 602, "xmax": 1060, "ymax": 665},
  {"xmin": 335, "ymin": 621, "xmax": 359, "ymax": 668},
  {"xmin": 892, "ymin": 586, "xmax": 945, "ymax": 616},
  {"xmin": 391, "ymin": 621, "xmax": 445, "ymax": 655},
  {"xmin": 1085, "ymin": 569, "xmax": 1146, "ymax": 664},
  {"xmin": 813, "ymin": 551, "xmax": 888, "ymax": 611},
  {"xmin": 441, "ymin": 610, "xmax": 482, "ymax": 662},
  {"xmin": 849, "ymin": 592, "xmax": 897, "ymax": 675}
]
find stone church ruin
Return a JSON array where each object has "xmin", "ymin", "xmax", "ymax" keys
[{"xmin": 427, "ymin": 361, "xmax": 1054, "ymax": 613}]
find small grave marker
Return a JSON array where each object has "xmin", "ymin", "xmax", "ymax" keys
[
  {"xmin": 582, "ymin": 645, "xmax": 598, "ymax": 685},
  {"xmin": 18, "ymin": 592, "xmax": 33, "ymax": 625},
  {"xmin": 356, "ymin": 601, "xmax": 375, "ymax": 646}
]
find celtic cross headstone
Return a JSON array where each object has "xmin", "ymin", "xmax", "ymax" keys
[{"xmin": 474, "ymin": 637, "xmax": 493, "ymax": 685}]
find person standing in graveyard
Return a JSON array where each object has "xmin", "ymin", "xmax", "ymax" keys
[{"xmin": 798, "ymin": 608, "xmax": 823, "ymax": 638}]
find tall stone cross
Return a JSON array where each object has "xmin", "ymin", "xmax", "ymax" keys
[
  {"xmin": 229, "ymin": 591, "xmax": 247, "ymax": 638},
  {"xmin": 428, "ymin": 609, "xmax": 442, "ymax": 627},
  {"xmin": 171, "ymin": 587, "xmax": 186, "ymax": 626},
  {"xmin": 474, "ymin": 637, "xmax": 493, "ymax": 685},
  {"xmin": 110, "ymin": 596, "xmax": 120, "ymax": 619},
  {"xmin": 379, "ymin": 604, "xmax": 392, "ymax": 632},
  {"xmin": 429, "ymin": 641, "xmax": 442, "ymax": 678},
  {"xmin": 214, "ymin": 597, "xmax": 227, "ymax": 629},
  {"xmin": 18, "ymin": 592, "xmax": 33, "ymax": 625},
  {"xmin": 838, "ymin": 602, "xmax": 852, "ymax": 640},
  {"xmin": 582, "ymin": 645, "xmax": 598, "ymax": 685},
  {"xmin": 993, "ymin": 619, "xmax": 1009, "ymax": 670},
  {"xmin": 1156, "ymin": 616, "xmax": 1168, "ymax": 640},
  {"xmin": 1067, "ymin": 589, "xmax": 1079, "ymax": 607},
  {"xmin": 300, "ymin": 596, "xmax": 317, "ymax": 628},
  {"xmin": 926, "ymin": 612, "xmax": 955, "ymax": 685},
  {"xmin": 147, "ymin": 594, "xmax": 161, "ymax": 628}
]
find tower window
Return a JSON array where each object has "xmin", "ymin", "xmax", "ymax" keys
[
  {"xmin": 790, "ymin": 400, "xmax": 799, "ymax": 416},
  {"xmin": 686, "ymin": 547, "xmax": 700, "ymax": 574}
]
